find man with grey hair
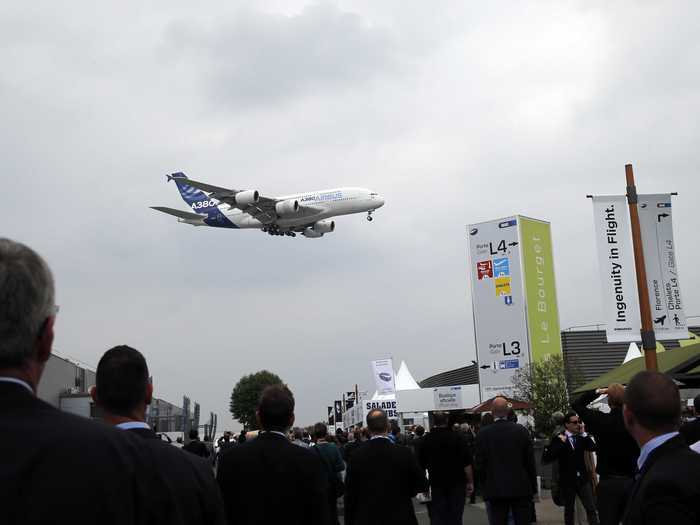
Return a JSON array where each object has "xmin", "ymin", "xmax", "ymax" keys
[{"xmin": 0, "ymin": 238, "xmax": 156, "ymax": 525}]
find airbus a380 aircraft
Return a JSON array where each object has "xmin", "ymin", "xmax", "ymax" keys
[{"xmin": 151, "ymin": 173, "xmax": 385, "ymax": 238}]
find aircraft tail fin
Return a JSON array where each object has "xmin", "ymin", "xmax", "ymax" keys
[{"xmin": 167, "ymin": 172, "xmax": 211, "ymax": 208}]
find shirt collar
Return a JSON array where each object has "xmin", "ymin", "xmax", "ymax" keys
[
  {"xmin": 370, "ymin": 434, "xmax": 392, "ymax": 441},
  {"xmin": 0, "ymin": 376, "xmax": 34, "ymax": 394},
  {"xmin": 262, "ymin": 430, "xmax": 288, "ymax": 439},
  {"xmin": 637, "ymin": 431, "xmax": 679, "ymax": 471},
  {"xmin": 116, "ymin": 421, "xmax": 151, "ymax": 431}
]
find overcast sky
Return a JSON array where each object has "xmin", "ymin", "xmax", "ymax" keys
[{"xmin": 3, "ymin": 1, "xmax": 700, "ymax": 428}]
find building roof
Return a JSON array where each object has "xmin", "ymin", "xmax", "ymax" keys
[
  {"xmin": 573, "ymin": 341, "xmax": 700, "ymax": 393},
  {"xmin": 419, "ymin": 364, "xmax": 479, "ymax": 388}
]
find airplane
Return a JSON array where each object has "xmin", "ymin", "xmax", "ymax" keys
[{"xmin": 151, "ymin": 173, "xmax": 385, "ymax": 238}]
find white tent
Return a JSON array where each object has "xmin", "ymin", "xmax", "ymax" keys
[
  {"xmin": 623, "ymin": 342, "xmax": 642, "ymax": 364},
  {"xmin": 395, "ymin": 361, "xmax": 421, "ymax": 391}
]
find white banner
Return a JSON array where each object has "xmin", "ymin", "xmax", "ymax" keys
[
  {"xmin": 468, "ymin": 217, "xmax": 530, "ymax": 399},
  {"xmin": 638, "ymin": 194, "xmax": 689, "ymax": 340},
  {"xmin": 591, "ymin": 196, "xmax": 641, "ymax": 342},
  {"xmin": 371, "ymin": 359, "xmax": 396, "ymax": 396}
]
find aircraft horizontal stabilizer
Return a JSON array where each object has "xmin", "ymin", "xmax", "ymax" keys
[{"xmin": 150, "ymin": 206, "xmax": 206, "ymax": 221}]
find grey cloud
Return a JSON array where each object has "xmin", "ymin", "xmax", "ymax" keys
[{"xmin": 163, "ymin": 3, "xmax": 400, "ymax": 109}]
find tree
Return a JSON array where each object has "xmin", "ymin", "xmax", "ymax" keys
[
  {"xmin": 229, "ymin": 370, "xmax": 284, "ymax": 430},
  {"xmin": 512, "ymin": 354, "xmax": 578, "ymax": 437}
]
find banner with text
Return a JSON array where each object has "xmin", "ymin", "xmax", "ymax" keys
[
  {"xmin": 371, "ymin": 358, "xmax": 396, "ymax": 396},
  {"xmin": 592, "ymin": 196, "xmax": 641, "ymax": 342},
  {"xmin": 469, "ymin": 217, "xmax": 530, "ymax": 400},
  {"xmin": 520, "ymin": 217, "xmax": 563, "ymax": 361},
  {"xmin": 433, "ymin": 386, "xmax": 462, "ymax": 410},
  {"xmin": 638, "ymin": 194, "xmax": 688, "ymax": 340}
]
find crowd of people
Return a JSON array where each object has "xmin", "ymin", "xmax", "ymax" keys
[{"xmin": 2, "ymin": 237, "xmax": 700, "ymax": 525}]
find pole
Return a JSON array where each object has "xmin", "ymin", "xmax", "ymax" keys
[{"xmin": 625, "ymin": 164, "xmax": 658, "ymax": 371}]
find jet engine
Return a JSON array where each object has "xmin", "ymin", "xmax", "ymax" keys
[
  {"xmin": 275, "ymin": 199, "xmax": 300, "ymax": 217},
  {"xmin": 302, "ymin": 228, "xmax": 324, "ymax": 238},
  {"xmin": 313, "ymin": 220, "xmax": 335, "ymax": 234},
  {"xmin": 234, "ymin": 190, "xmax": 259, "ymax": 206}
]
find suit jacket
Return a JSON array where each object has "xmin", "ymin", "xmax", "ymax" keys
[
  {"xmin": 127, "ymin": 427, "xmax": 225, "ymax": 525},
  {"xmin": 216, "ymin": 431, "xmax": 329, "ymax": 525},
  {"xmin": 418, "ymin": 427, "xmax": 472, "ymax": 488},
  {"xmin": 542, "ymin": 432, "xmax": 596, "ymax": 497},
  {"xmin": 0, "ymin": 382, "xmax": 155, "ymax": 525},
  {"xmin": 679, "ymin": 418, "xmax": 700, "ymax": 446},
  {"xmin": 475, "ymin": 420, "xmax": 537, "ymax": 501},
  {"xmin": 623, "ymin": 435, "xmax": 700, "ymax": 525},
  {"xmin": 344, "ymin": 437, "xmax": 427, "ymax": 525},
  {"xmin": 572, "ymin": 391, "xmax": 639, "ymax": 477}
]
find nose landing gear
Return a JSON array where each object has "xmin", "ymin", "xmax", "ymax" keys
[{"xmin": 367, "ymin": 211, "xmax": 374, "ymax": 222}]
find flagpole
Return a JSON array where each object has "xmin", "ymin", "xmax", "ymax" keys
[{"xmin": 625, "ymin": 164, "xmax": 658, "ymax": 372}]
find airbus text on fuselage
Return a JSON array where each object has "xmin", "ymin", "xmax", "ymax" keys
[{"xmin": 150, "ymin": 173, "xmax": 385, "ymax": 238}]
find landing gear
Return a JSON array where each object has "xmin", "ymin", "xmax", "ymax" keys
[
  {"xmin": 263, "ymin": 225, "xmax": 296, "ymax": 237},
  {"xmin": 367, "ymin": 211, "xmax": 374, "ymax": 222}
]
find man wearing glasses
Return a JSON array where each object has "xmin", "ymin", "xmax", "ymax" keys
[{"xmin": 543, "ymin": 411, "xmax": 599, "ymax": 525}]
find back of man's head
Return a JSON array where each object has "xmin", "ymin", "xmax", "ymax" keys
[
  {"xmin": 432, "ymin": 411, "xmax": 449, "ymax": 427},
  {"xmin": 0, "ymin": 239, "xmax": 55, "ymax": 369},
  {"xmin": 189, "ymin": 429, "xmax": 199, "ymax": 440},
  {"xmin": 95, "ymin": 345, "xmax": 149, "ymax": 417},
  {"xmin": 366, "ymin": 408, "xmax": 388, "ymax": 434},
  {"xmin": 415, "ymin": 425, "xmax": 425, "ymax": 437},
  {"xmin": 492, "ymin": 396, "xmax": 510, "ymax": 418},
  {"xmin": 313, "ymin": 422, "xmax": 328, "ymax": 440},
  {"xmin": 624, "ymin": 371, "xmax": 680, "ymax": 434},
  {"xmin": 257, "ymin": 384, "xmax": 294, "ymax": 432},
  {"xmin": 293, "ymin": 427, "xmax": 303, "ymax": 440}
]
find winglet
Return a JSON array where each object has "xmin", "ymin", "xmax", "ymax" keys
[{"xmin": 166, "ymin": 172, "xmax": 187, "ymax": 183}]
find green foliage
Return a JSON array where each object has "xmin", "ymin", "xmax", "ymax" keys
[
  {"xmin": 229, "ymin": 370, "xmax": 284, "ymax": 430},
  {"xmin": 512, "ymin": 354, "xmax": 572, "ymax": 437}
]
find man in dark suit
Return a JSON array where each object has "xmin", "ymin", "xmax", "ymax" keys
[
  {"xmin": 572, "ymin": 384, "xmax": 638, "ymax": 525},
  {"xmin": 91, "ymin": 345, "xmax": 225, "ymax": 525},
  {"xmin": 344, "ymin": 408, "xmax": 427, "ymax": 525},
  {"xmin": 216, "ymin": 384, "xmax": 329, "ymax": 525},
  {"xmin": 543, "ymin": 411, "xmax": 599, "ymax": 525},
  {"xmin": 475, "ymin": 396, "xmax": 537, "ymax": 525},
  {"xmin": 184, "ymin": 428, "xmax": 211, "ymax": 458},
  {"xmin": 0, "ymin": 238, "xmax": 156, "ymax": 525},
  {"xmin": 622, "ymin": 371, "xmax": 700, "ymax": 525},
  {"xmin": 679, "ymin": 393, "xmax": 700, "ymax": 445},
  {"xmin": 419, "ymin": 411, "xmax": 474, "ymax": 525}
]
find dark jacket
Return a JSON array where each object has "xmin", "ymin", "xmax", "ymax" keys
[
  {"xmin": 127, "ymin": 427, "xmax": 225, "ymax": 525},
  {"xmin": 572, "ymin": 391, "xmax": 639, "ymax": 477},
  {"xmin": 183, "ymin": 438, "xmax": 210, "ymax": 458},
  {"xmin": 475, "ymin": 419, "xmax": 537, "ymax": 500},
  {"xmin": 344, "ymin": 437, "xmax": 427, "ymax": 525},
  {"xmin": 419, "ymin": 427, "xmax": 473, "ymax": 488},
  {"xmin": 679, "ymin": 418, "xmax": 700, "ymax": 446},
  {"xmin": 0, "ymin": 382, "xmax": 154, "ymax": 525},
  {"xmin": 623, "ymin": 435, "xmax": 700, "ymax": 525},
  {"xmin": 216, "ymin": 431, "xmax": 329, "ymax": 525},
  {"xmin": 542, "ymin": 432, "xmax": 596, "ymax": 497}
]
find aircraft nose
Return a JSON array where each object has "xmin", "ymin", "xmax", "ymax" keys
[{"xmin": 374, "ymin": 195, "xmax": 385, "ymax": 208}]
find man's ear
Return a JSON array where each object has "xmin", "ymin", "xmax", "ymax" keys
[
  {"xmin": 145, "ymin": 382, "xmax": 153, "ymax": 405},
  {"xmin": 89, "ymin": 385, "xmax": 98, "ymax": 404},
  {"xmin": 289, "ymin": 414, "xmax": 295, "ymax": 429},
  {"xmin": 36, "ymin": 317, "xmax": 54, "ymax": 363},
  {"xmin": 622, "ymin": 404, "xmax": 634, "ymax": 432},
  {"xmin": 256, "ymin": 410, "xmax": 262, "ymax": 429}
]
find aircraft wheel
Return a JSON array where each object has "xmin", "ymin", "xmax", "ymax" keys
[{"xmin": 367, "ymin": 215, "xmax": 373, "ymax": 222}]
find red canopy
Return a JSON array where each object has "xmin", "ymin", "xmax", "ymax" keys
[{"xmin": 468, "ymin": 396, "xmax": 530, "ymax": 414}]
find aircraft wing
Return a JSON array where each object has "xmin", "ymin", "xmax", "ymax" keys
[
  {"xmin": 150, "ymin": 206, "xmax": 207, "ymax": 221},
  {"xmin": 180, "ymin": 177, "xmax": 321, "ymax": 225}
]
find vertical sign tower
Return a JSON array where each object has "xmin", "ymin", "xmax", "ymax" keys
[{"xmin": 468, "ymin": 216, "xmax": 563, "ymax": 400}]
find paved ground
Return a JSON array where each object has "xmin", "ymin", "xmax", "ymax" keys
[{"xmin": 339, "ymin": 492, "xmax": 568, "ymax": 524}]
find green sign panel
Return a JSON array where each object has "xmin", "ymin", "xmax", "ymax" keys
[{"xmin": 519, "ymin": 217, "xmax": 562, "ymax": 361}]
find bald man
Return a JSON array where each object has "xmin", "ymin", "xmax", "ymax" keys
[
  {"xmin": 475, "ymin": 396, "xmax": 537, "ymax": 525},
  {"xmin": 573, "ymin": 384, "xmax": 639, "ymax": 525}
]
